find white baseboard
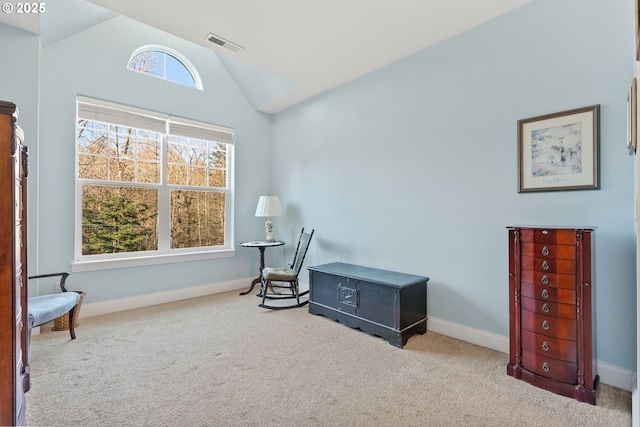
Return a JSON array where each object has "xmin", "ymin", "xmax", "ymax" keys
[
  {"xmin": 74, "ymin": 282, "xmax": 634, "ymax": 392},
  {"xmin": 598, "ymin": 360, "xmax": 635, "ymax": 392},
  {"xmin": 427, "ymin": 316, "xmax": 509, "ymax": 353},
  {"xmin": 427, "ymin": 316, "xmax": 634, "ymax": 392},
  {"xmin": 79, "ymin": 278, "xmax": 249, "ymax": 318}
]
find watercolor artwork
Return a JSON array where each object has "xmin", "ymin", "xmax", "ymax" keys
[{"xmin": 530, "ymin": 122, "xmax": 582, "ymax": 177}]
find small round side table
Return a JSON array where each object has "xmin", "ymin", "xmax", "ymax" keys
[{"xmin": 238, "ymin": 240, "xmax": 285, "ymax": 295}]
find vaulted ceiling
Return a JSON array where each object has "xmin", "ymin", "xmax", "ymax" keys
[{"xmin": 0, "ymin": 0, "xmax": 533, "ymax": 113}]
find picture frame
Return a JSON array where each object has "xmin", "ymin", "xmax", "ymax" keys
[
  {"xmin": 518, "ymin": 105, "xmax": 600, "ymax": 193},
  {"xmin": 636, "ymin": 0, "xmax": 640, "ymax": 60},
  {"xmin": 627, "ymin": 77, "xmax": 637, "ymax": 155}
]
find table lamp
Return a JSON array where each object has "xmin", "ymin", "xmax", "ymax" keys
[{"xmin": 255, "ymin": 195, "xmax": 282, "ymax": 241}]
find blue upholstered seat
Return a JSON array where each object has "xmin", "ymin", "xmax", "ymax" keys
[
  {"xmin": 28, "ymin": 292, "xmax": 80, "ymax": 329},
  {"xmin": 28, "ymin": 272, "xmax": 81, "ymax": 340}
]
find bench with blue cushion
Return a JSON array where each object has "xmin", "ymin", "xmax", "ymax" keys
[{"xmin": 28, "ymin": 272, "xmax": 80, "ymax": 339}]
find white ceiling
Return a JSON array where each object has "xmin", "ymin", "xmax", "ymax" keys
[{"xmin": 1, "ymin": 0, "xmax": 533, "ymax": 113}]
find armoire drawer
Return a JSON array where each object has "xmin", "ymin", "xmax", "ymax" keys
[
  {"xmin": 521, "ymin": 310, "xmax": 576, "ymax": 341},
  {"xmin": 520, "ymin": 282, "xmax": 576, "ymax": 304},
  {"xmin": 520, "ymin": 270, "xmax": 576, "ymax": 289},
  {"xmin": 521, "ymin": 243, "xmax": 577, "ymax": 260},
  {"xmin": 521, "ymin": 296, "xmax": 576, "ymax": 319},
  {"xmin": 521, "ymin": 256, "xmax": 576, "ymax": 275},
  {"xmin": 521, "ymin": 329, "xmax": 576, "ymax": 363},
  {"xmin": 521, "ymin": 350, "xmax": 577, "ymax": 384},
  {"xmin": 519, "ymin": 229, "xmax": 578, "ymax": 245}
]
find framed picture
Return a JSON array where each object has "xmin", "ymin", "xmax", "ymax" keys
[
  {"xmin": 636, "ymin": 0, "xmax": 640, "ymax": 60},
  {"xmin": 627, "ymin": 77, "xmax": 637, "ymax": 155},
  {"xmin": 518, "ymin": 105, "xmax": 599, "ymax": 193}
]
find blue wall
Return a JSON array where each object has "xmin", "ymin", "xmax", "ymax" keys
[
  {"xmin": 0, "ymin": 24, "xmax": 40, "ymax": 267},
  {"xmin": 0, "ymin": 0, "xmax": 636, "ymax": 376},
  {"xmin": 271, "ymin": 0, "xmax": 637, "ymax": 371},
  {"xmin": 0, "ymin": 15, "xmax": 282, "ymax": 303},
  {"xmin": 35, "ymin": 15, "xmax": 280, "ymax": 301}
]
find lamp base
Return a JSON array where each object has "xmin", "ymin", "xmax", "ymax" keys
[{"xmin": 265, "ymin": 218, "xmax": 275, "ymax": 241}]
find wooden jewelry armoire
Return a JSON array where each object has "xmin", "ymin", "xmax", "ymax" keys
[{"xmin": 507, "ymin": 226, "xmax": 598, "ymax": 404}]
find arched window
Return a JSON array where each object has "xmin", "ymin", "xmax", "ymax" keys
[{"xmin": 128, "ymin": 45, "xmax": 202, "ymax": 90}]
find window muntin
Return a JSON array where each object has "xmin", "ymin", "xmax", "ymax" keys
[
  {"xmin": 75, "ymin": 98, "xmax": 233, "ymax": 262},
  {"xmin": 127, "ymin": 45, "xmax": 202, "ymax": 89},
  {"xmin": 167, "ymin": 136, "xmax": 227, "ymax": 187},
  {"xmin": 78, "ymin": 120, "xmax": 161, "ymax": 183}
]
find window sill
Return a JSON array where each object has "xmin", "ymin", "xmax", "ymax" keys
[{"xmin": 71, "ymin": 249, "xmax": 236, "ymax": 272}]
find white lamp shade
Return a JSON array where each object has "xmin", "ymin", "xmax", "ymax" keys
[{"xmin": 255, "ymin": 196, "xmax": 282, "ymax": 217}]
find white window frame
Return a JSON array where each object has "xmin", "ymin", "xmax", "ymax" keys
[
  {"xmin": 72, "ymin": 97, "xmax": 234, "ymax": 272},
  {"xmin": 127, "ymin": 44, "xmax": 203, "ymax": 90}
]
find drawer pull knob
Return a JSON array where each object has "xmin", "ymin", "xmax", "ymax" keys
[
  {"xmin": 542, "ymin": 303, "xmax": 549, "ymax": 313},
  {"xmin": 541, "ymin": 275, "xmax": 549, "ymax": 285},
  {"xmin": 542, "ymin": 341, "xmax": 549, "ymax": 351},
  {"xmin": 542, "ymin": 246, "xmax": 549, "ymax": 256},
  {"xmin": 541, "ymin": 289, "xmax": 549, "ymax": 299},
  {"xmin": 542, "ymin": 362, "xmax": 550, "ymax": 372},
  {"xmin": 542, "ymin": 230, "xmax": 549, "ymax": 235},
  {"xmin": 542, "ymin": 320, "xmax": 550, "ymax": 330},
  {"xmin": 541, "ymin": 260, "xmax": 549, "ymax": 271}
]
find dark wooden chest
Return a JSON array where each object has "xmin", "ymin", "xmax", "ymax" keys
[{"xmin": 308, "ymin": 262, "xmax": 429, "ymax": 348}]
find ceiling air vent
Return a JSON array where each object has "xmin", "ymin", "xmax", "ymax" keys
[{"xmin": 205, "ymin": 33, "xmax": 244, "ymax": 53}]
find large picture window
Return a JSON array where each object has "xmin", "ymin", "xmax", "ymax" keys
[{"xmin": 74, "ymin": 97, "xmax": 234, "ymax": 270}]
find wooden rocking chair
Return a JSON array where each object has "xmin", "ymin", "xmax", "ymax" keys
[{"xmin": 259, "ymin": 228, "xmax": 314, "ymax": 310}]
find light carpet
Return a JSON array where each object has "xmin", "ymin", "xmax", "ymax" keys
[{"xmin": 25, "ymin": 290, "xmax": 631, "ymax": 427}]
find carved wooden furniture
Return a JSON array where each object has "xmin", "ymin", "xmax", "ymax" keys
[
  {"xmin": 0, "ymin": 101, "xmax": 28, "ymax": 426},
  {"xmin": 507, "ymin": 226, "xmax": 598, "ymax": 404},
  {"xmin": 308, "ymin": 262, "xmax": 429, "ymax": 348},
  {"xmin": 259, "ymin": 228, "xmax": 314, "ymax": 309}
]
